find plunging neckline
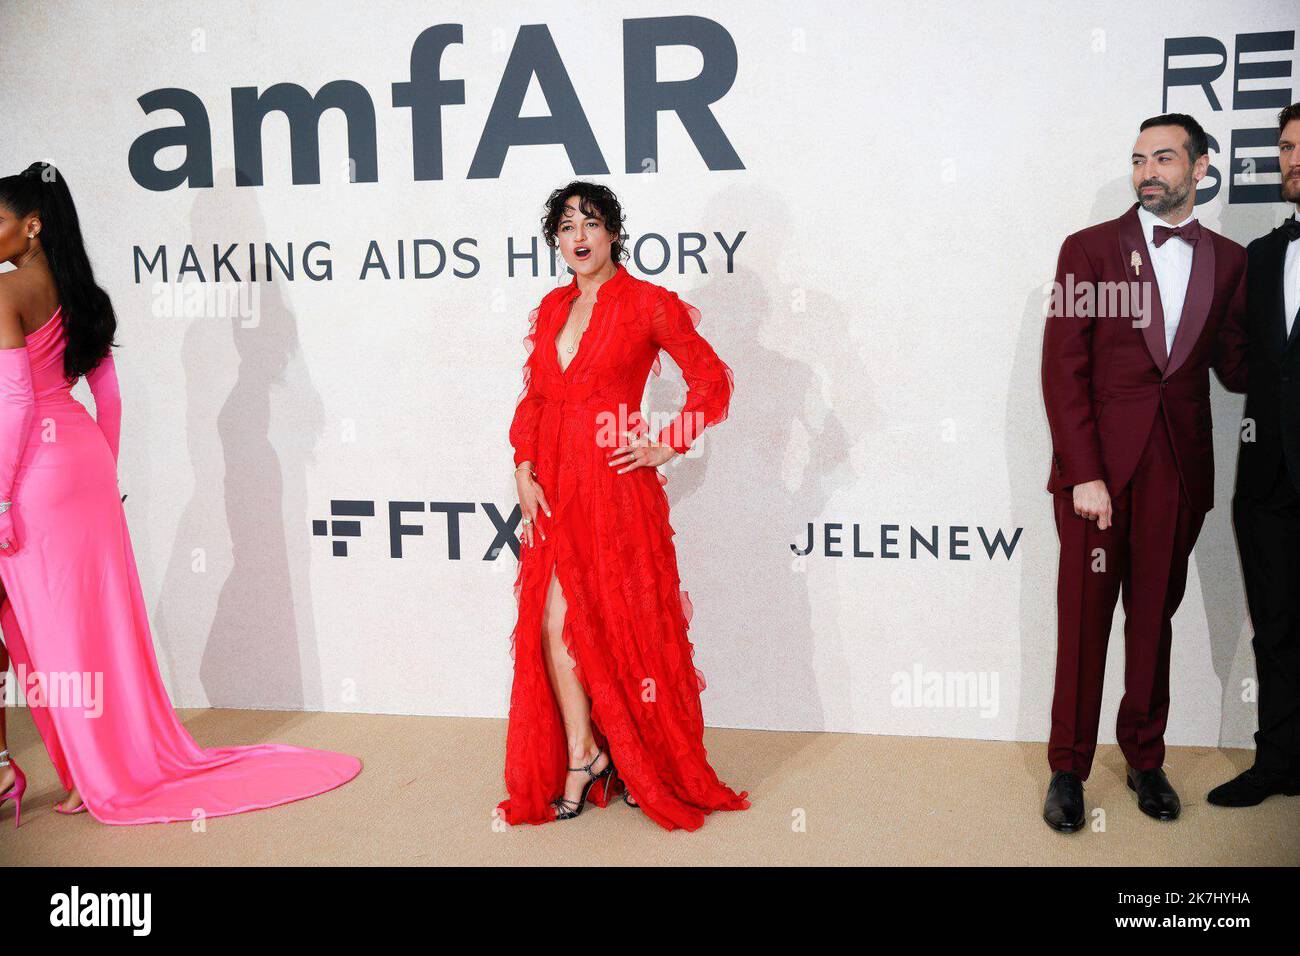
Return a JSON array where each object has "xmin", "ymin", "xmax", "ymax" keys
[
  {"xmin": 555, "ymin": 298, "xmax": 594, "ymax": 377},
  {"xmin": 554, "ymin": 265, "xmax": 629, "ymax": 377}
]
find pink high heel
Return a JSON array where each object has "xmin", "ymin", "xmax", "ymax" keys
[
  {"xmin": 0, "ymin": 749, "xmax": 26, "ymax": 828},
  {"xmin": 54, "ymin": 793, "xmax": 87, "ymax": 815}
]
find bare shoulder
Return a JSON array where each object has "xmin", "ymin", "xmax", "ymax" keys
[
  {"xmin": 0, "ymin": 267, "xmax": 39, "ymax": 313},
  {"xmin": 0, "ymin": 268, "xmax": 21, "ymax": 302},
  {"xmin": 0, "ymin": 276, "xmax": 25, "ymax": 347}
]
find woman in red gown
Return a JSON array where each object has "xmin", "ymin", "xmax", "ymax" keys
[{"xmin": 498, "ymin": 181, "xmax": 749, "ymax": 832}]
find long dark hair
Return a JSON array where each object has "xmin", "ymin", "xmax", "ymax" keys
[{"xmin": 0, "ymin": 162, "xmax": 117, "ymax": 380}]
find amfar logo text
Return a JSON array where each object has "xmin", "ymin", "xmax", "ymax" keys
[
  {"xmin": 129, "ymin": 18, "xmax": 743, "ymax": 190},
  {"xmin": 1163, "ymin": 30, "xmax": 1297, "ymax": 204}
]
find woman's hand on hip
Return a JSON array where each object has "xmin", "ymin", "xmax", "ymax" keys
[{"xmin": 607, "ymin": 432, "xmax": 677, "ymax": 474}]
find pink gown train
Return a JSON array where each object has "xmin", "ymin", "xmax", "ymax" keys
[{"xmin": 0, "ymin": 308, "xmax": 360, "ymax": 824}]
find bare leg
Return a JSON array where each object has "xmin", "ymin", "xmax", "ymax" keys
[
  {"xmin": 541, "ymin": 564, "xmax": 609, "ymax": 806},
  {"xmin": 0, "ymin": 591, "xmax": 80, "ymax": 811}
]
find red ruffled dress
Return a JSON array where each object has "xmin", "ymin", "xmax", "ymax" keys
[{"xmin": 498, "ymin": 263, "xmax": 749, "ymax": 831}]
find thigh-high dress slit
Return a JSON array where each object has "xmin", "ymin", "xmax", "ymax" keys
[{"xmin": 498, "ymin": 265, "xmax": 748, "ymax": 832}]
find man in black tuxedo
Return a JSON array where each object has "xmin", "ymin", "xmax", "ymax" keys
[{"xmin": 1211, "ymin": 103, "xmax": 1300, "ymax": 807}]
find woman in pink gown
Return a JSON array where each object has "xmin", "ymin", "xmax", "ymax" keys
[{"xmin": 0, "ymin": 162, "xmax": 360, "ymax": 826}]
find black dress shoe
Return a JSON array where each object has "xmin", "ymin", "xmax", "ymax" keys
[
  {"xmin": 1043, "ymin": 770, "xmax": 1086, "ymax": 832},
  {"xmin": 1127, "ymin": 766, "xmax": 1180, "ymax": 820},
  {"xmin": 1207, "ymin": 768, "xmax": 1300, "ymax": 808}
]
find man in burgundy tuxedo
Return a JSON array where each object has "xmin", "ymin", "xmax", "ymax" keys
[
  {"xmin": 1210, "ymin": 103, "xmax": 1300, "ymax": 808},
  {"xmin": 1039, "ymin": 113, "xmax": 1248, "ymax": 832}
]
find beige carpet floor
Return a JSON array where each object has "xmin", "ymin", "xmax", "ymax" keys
[{"xmin": 1, "ymin": 707, "xmax": 1296, "ymax": 866}]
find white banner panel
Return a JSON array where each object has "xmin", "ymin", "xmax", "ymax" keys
[{"xmin": 1, "ymin": 1, "xmax": 1296, "ymax": 752}]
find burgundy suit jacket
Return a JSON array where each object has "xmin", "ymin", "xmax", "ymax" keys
[{"xmin": 1041, "ymin": 203, "xmax": 1248, "ymax": 513}]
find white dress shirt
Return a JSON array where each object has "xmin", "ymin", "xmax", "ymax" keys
[
  {"xmin": 1285, "ymin": 211, "xmax": 1299, "ymax": 339},
  {"xmin": 1137, "ymin": 205, "xmax": 1196, "ymax": 356}
]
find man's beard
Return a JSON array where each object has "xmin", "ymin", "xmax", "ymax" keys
[
  {"xmin": 1136, "ymin": 175, "xmax": 1192, "ymax": 215},
  {"xmin": 1282, "ymin": 173, "xmax": 1300, "ymax": 205}
]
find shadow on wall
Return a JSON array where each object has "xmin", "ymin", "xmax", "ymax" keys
[
  {"xmin": 639, "ymin": 181, "xmax": 859, "ymax": 746},
  {"xmin": 1203, "ymin": 197, "xmax": 1279, "ymax": 750},
  {"xmin": 150, "ymin": 167, "xmax": 325, "ymax": 715}
]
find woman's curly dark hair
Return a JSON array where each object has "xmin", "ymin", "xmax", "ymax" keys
[{"xmin": 540, "ymin": 181, "xmax": 626, "ymax": 263}]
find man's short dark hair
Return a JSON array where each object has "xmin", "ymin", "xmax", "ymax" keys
[
  {"xmin": 1139, "ymin": 113, "xmax": 1210, "ymax": 162},
  {"xmin": 1279, "ymin": 103, "xmax": 1300, "ymax": 133}
]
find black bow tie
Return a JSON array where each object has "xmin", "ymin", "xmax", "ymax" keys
[
  {"xmin": 1153, "ymin": 220, "xmax": 1203, "ymax": 248},
  {"xmin": 1280, "ymin": 218, "xmax": 1300, "ymax": 242}
]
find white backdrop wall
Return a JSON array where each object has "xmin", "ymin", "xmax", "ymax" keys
[{"xmin": 2, "ymin": 1, "xmax": 1296, "ymax": 751}]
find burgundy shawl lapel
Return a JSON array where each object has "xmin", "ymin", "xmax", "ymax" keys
[
  {"xmin": 1164, "ymin": 223, "xmax": 1216, "ymax": 378},
  {"xmin": 1116, "ymin": 204, "xmax": 1167, "ymax": 372}
]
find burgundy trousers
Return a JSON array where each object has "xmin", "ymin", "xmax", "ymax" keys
[{"xmin": 1048, "ymin": 415, "xmax": 1205, "ymax": 779}]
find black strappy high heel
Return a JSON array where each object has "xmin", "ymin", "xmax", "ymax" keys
[
  {"xmin": 606, "ymin": 762, "xmax": 639, "ymax": 808},
  {"xmin": 551, "ymin": 750, "xmax": 613, "ymax": 820}
]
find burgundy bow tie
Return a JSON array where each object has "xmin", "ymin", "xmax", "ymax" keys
[{"xmin": 1152, "ymin": 220, "xmax": 1202, "ymax": 248}]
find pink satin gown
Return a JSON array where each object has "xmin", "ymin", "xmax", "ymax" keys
[{"xmin": 0, "ymin": 308, "xmax": 361, "ymax": 824}]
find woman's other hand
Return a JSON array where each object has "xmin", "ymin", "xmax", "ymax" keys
[{"xmin": 514, "ymin": 463, "xmax": 551, "ymax": 548}]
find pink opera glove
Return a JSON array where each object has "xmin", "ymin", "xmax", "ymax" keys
[
  {"xmin": 0, "ymin": 345, "xmax": 38, "ymax": 554},
  {"xmin": 86, "ymin": 352, "xmax": 122, "ymax": 465}
]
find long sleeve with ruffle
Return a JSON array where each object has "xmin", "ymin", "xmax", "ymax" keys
[
  {"xmin": 0, "ymin": 345, "xmax": 38, "ymax": 551},
  {"xmin": 650, "ymin": 288, "xmax": 734, "ymax": 454},
  {"xmin": 86, "ymin": 352, "xmax": 122, "ymax": 465},
  {"xmin": 508, "ymin": 305, "xmax": 543, "ymax": 467}
]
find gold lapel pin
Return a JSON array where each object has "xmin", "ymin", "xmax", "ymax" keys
[{"xmin": 1130, "ymin": 250, "xmax": 1143, "ymax": 276}]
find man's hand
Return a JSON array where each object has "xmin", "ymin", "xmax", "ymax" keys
[{"xmin": 1072, "ymin": 479, "xmax": 1112, "ymax": 531}]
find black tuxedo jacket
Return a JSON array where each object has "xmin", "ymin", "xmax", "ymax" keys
[{"xmin": 1237, "ymin": 219, "xmax": 1300, "ymax": 499}]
